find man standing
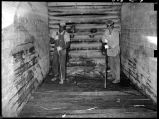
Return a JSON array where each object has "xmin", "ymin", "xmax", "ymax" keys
[
  {"xmin": 55, "ymin": 22, "xmax": 70, "ymax": 84},
  {"xmin": 102, "ymin": 20, "xmax": 120, "ymax": 84},
  {"xmin": 50, "ymin": 30, "xmax": 59, "ymax": 81}
]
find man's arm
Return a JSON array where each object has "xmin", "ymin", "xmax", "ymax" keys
[
  {"xmin": 64, "ymin": 32, "xmax": 70, "ymax": 49},
  {"xmin": 102, "ymin": 32, "xmax": 108, "ymax": 43},
  {"xmin": 102, "ymin": 31, "xmax": 112, "ymax": 49},
  {"xmin": 109, "ymin": 30, "xmax": 119, "ymax": 49}
]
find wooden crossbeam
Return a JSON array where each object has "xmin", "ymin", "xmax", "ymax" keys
[
  {"xmin": 48, "ymin": 7, "xmax": 121, "ymax": 13},
  {"xmin": 73, "ymin": 34, "xmax": 102, "ymax": 39},
  {"xmin": 68, "ymin": 50, "xmax": 104, "ymax": 58},
  {"xmin": 48, "ymin": 10, "xmax": 120, "ymax": 16},
  {"xmin": 49, "ymin": 22, "xmax": 120, "ymax": 27},
  {"xmin": 49, "ymin": 15, "xmax": 119, "ymax": 20},
  {"xmin": 48, "ymin": 18, "xmax": 120, "ymax": 25},
  {"xmin": 48, "ymin": 5, "xmax": 121, "ymax": 9},
  {"xmin": 48, "ymin": 2, "xmax": 122, "ymax": 6},
  {"xmin": 70, "ymin": 39, "xmax": 101, "ymax": 43},
  {"xmin": 48, "ymin": 11, "xmax": 120, "ymax": 17},
  {"xmin": 70, "ymin": 42, "xmax": 102, "ymax": 48},
  {"xmin": 69, "ymin": 47, "xmax": 102, "ymax": 51},
  {"xmin": 69, "ymin": 32, "xmax": 104, "ymax": 36},
  {"xmin": 49, "ymin": 27, "xmax": 121, "ymax": 33},
  {"xmin": 49, "ymin": 24, "xmax": 120, "ymax": 29}
]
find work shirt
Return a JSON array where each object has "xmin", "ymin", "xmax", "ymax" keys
[
  {"xmin": 55, "ymin": 31, "xmax": 70, "ymax": 50},
  {"xmin": 50, "ymin": 31, "xmax": 57, "ymax": 43},
  {"xmin": 102, "ymin": 29, "xmax": 120, "ymax": 56}
]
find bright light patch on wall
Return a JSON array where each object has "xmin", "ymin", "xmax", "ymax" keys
[
  {"xmin": 147, "ymin": 36, "xmax": 157, "ymax": 45},
  {"xmin": 2, "ymin": 2, "xmax": 19, "ymax": 29}
]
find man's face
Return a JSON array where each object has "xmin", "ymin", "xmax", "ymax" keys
[
  {"xmin": 59, "ymin": 26, "xmax": 65, "ymax": 33},
  {"xmin": 107, "ymin": 24, "xmax": 114, "ymax": 30}
]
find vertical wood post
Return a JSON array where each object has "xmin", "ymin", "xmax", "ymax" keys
[{"xmin": 104, "ymin": 49, "xmax": 108, "ymax": 88}]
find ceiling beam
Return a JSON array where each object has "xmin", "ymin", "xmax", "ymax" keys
[
  {"xmin": 48, "ymin": 2, "xmax": 122, "ymax": 6},
  {"xmin": 48, "ymin": 15, "xmax": 119, "ymax": 22},
  {"xmin": 48, "ymin": 5, "xmax": 121, "ymax": 9},
  {"xmin": 48, "ymin": 7, "xmax": 120, "ymax": 13},
  {"xmin": 48, "ymin": 11, "xmax": 120, "ymax": 16}
]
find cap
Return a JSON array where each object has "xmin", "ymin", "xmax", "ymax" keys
[
  {"xmin": 106, "ymin": 20, "xmax": 114, "ymax": 26},
  {"xmin": 60, "ymin": 22, "xmax": 66, "ymax": 26}
]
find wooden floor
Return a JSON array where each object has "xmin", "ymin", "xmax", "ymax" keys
[{"xmin": 19, "ymin": 74, "xmax": 157, "ymax": 118}]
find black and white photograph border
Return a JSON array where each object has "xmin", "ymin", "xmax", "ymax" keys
[{"xmin": 1, "ymin": 0, "xmax": 158, "ymax": 118}]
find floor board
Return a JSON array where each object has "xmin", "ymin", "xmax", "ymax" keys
[{"xmin": 19, "ymin": 74, "xmax": 157, "ymax": 118}]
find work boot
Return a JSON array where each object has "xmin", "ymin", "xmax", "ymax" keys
[
  {"xmin": 66, "ymin": 78, "xmax": 69, "ymax": 82},
  {"xmin": 51, "ymin": 74, "xmax": 58, "ymax": 81},
  {"xmin": 59, "ymin": 80, "xmax": 64, "ymax": 84},
  {"xmin": 112, "ymin": 79, "xmax": 120, "ymax": 84},
  {"xmin": 107, "ymin": 69, "xmax": 111, "ymax": 73},
  {"xmin": 51, "ymin": 77, "xmax": 57, "ymax": 81}
]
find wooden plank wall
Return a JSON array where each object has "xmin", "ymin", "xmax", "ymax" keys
[{"xmin": 48, "ymin": 2, "xmax": 121, "ymax": 78}]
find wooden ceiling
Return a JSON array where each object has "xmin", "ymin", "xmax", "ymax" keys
[
  {"xmin": 48, "ymin": 2, "xmax": 122, "ymax": 33},
  {"xmin": 48, "ymin": 2, "xmax": 122, "ymax": 73}
]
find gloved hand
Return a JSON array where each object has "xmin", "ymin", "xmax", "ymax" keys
[
  {"xmin": 103, "ymin": 38, "xmax": 108, "ymax": 43},
  {"xmin": 104, "ymin": 45, "xmax": 109, "ymax": 49},
  {"xmin": 57, "ymin": 46, "xmax": 62, "ymax": 51},
  {"xmin": 55, "ymin": 35, "xmax": 59, "ymax": 40}
]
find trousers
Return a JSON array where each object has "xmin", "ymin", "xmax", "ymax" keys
[
  {"xmin": 52, "ymin": 49, "xmax": 66, "ymax": 81},
  {"xmin": 108, "ymin": 53, "xmax": 120, "ymax": 81}
]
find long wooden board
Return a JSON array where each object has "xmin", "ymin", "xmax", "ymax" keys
[
  {"xmin": 68, "ymin": 50, "xmax": 104, "ymax": 58},
  {"xmin": 48, "ymin": 2, "xmax": 122, "ymax": 6},
  {"xmin": 49, "ymin": 24, "xmax": 120, "ymax": 29},
  {"xmin": 48, "ymin": 11, "xmax": 120, "ymax": 16},
  {"xmin": 49, "ymin": 27, "xmax": 120, "ymax": 33},
  {"xmin": 70, "ymin": 42, "xmax": 102, "ymax": 48},
  {"xmin": 49, "ymin": 20, "xmax": 120, "ymax": 26},
  {"xmin": 49, "ymin": 15, "xmax": 119, "ymax": 20}
]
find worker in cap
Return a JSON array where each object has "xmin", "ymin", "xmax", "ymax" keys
[
  {"xmin": 49, "ymin": 30, "xmax": 59, "ymax": 80},
  {"xmin": 102, "ymin": 20, "xmax": 120, "ymax": 84},
  {"xmin": 52, "ymin": 21, "xmax": 70, "ymax": 84}
]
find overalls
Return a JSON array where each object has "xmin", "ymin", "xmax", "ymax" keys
[{"xmin": 54, "ymin": 31, "xmax": 67, "ymax": 82}]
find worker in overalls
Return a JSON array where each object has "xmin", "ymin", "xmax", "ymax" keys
[
  {"xmin": 102, "ymin": 20, "xmax": 120, "ymax": 84},
  {"xmin": 54, "ymin": 22, "xmax": 70, "ymax": 84},
  {"xmin": 50, "ymin": 30, "xmax": 59, "ymax": 80}
]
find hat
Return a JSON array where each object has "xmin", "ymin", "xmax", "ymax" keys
[
  {"xmin": 60, "ymin": 22, "xmax": 66, "ymax": 26},
  {"xmin": 106, "ymin": 20, "xmax": 114, "ymax": 26}
]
